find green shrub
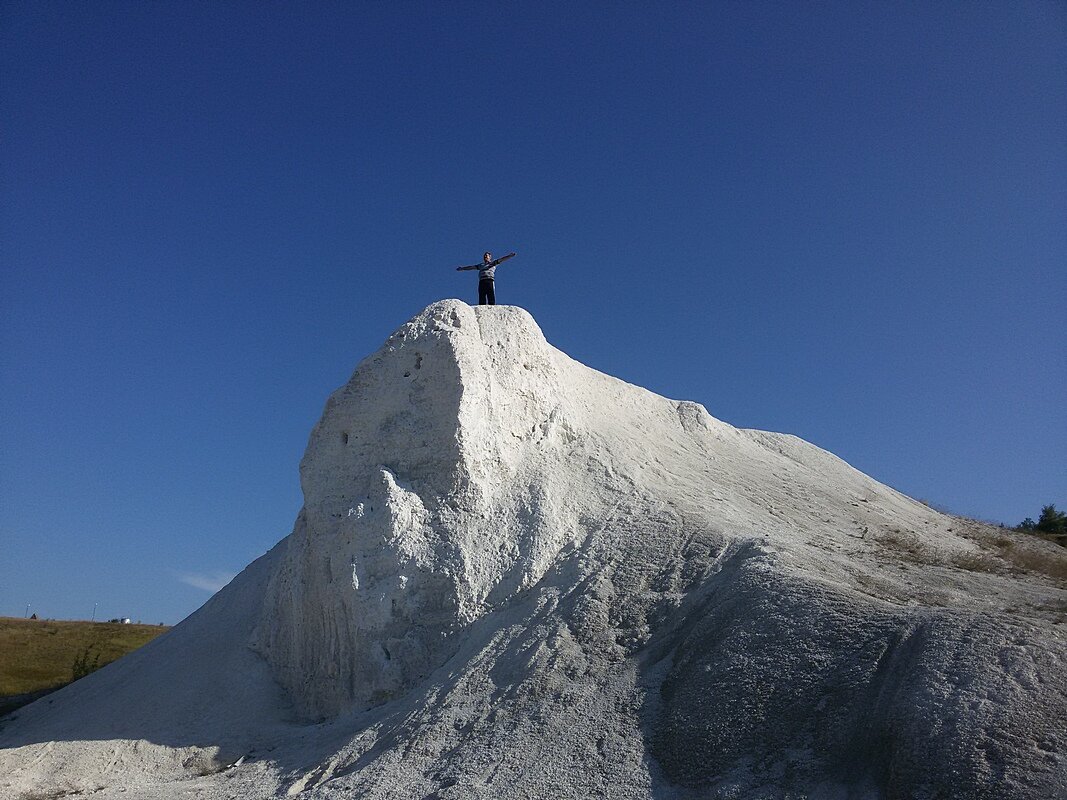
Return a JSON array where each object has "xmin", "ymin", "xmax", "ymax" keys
[
  {"xmin": 70, "ymin": 646, "xmax": 101, "ymax": 682},
  {"xmin": 1018, "ymin": 504, "xmax": 1066, "ymax": 544}
]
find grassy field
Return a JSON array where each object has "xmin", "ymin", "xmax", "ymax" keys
[{"xmin": 0, "ymin": 616, "xmax": 170, "ymax": 697}]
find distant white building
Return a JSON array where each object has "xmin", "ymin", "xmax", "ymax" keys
[{"xmin": 121, "ymin": 618, "xmax": 131, "ymax": 624}]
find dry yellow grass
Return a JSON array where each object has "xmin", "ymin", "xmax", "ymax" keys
[
  {"xmin": 875, "ymin": 520, "xmax": 1067, "ymax": 584},
  {"xmin": 0, "ymin": 616, "xmax": 169, "ymax": 696},
  {"xmin": 959, "ymin": 520, "xmax": 1067, "ymax": 582},
  {"xmin": 874, "ymin": 520, "xmax": 1067, "ymax": 588}
]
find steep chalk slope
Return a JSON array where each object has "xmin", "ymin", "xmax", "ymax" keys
[{"xmin": 2, "ymin": 300, "xmax": 1065, "ymax": 800}]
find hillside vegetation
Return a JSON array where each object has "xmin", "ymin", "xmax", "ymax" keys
[
  {"xmin": 1018, "ymin": 503, "xmax": 1067, "ymax": 545},
  {"xmin": 0, "ymin": 617, "xmax": 169, "ymax": 697}
]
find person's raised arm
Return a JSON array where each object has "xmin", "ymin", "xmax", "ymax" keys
[
  {"xmin": 456, "ymin": 263, "xmax": 482, "ymax": 271},
  {"xmin": 491, "ymin": 252, "xmax": 517, "ymax": 267}
]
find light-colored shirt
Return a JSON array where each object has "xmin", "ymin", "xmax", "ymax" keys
[{"xmin": 457, "ymin": 252, "xmax": 515, "ymax": 280}]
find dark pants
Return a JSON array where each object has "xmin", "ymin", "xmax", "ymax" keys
[{"xmin": 478, "ymin": 279, "xmax": 496, "ymax": 305}]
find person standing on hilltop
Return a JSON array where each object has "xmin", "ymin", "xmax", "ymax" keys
[{"xmin": 456, "ymin": 251, "xmax": 516, "ymax": 305}]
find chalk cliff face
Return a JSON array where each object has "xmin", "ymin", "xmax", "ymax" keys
[
  {"xmin": 253, "ymin": 301, "xmax": 597, "ymax": 717},
  {"xmin": 2, "ymin": 300, "xmax": 1065, "ymax": 800}
]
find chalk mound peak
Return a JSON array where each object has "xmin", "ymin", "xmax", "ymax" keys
[{"xmin": 253, "ymin": 299, "xmax": 719, "ymax": 717}]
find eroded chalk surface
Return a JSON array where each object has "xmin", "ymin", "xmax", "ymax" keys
[{"xmin": 3, "ymin": 300, "xmax": 1064, "ymax": 800}]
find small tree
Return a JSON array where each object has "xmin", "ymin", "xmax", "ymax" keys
[
  {"xmin": 1019, "ymin": 504, "xmax": 1067, "ymax": 545},
  {"xmin": 1036, "ymin": 505, "xmax": 1067, "ymax": 536}
]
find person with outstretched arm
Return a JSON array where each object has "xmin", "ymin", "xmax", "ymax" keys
[{"xmin": 456, "ymin": 251, "xmax": 516, "ymax": 305}]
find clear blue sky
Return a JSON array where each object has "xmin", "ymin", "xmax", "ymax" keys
[{"xmin": 2, "ymin": 2, "xmax": 1064, "ymax": 624}]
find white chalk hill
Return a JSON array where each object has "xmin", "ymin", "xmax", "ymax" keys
[{"xmin": 2, "ymin": 300, "xmax": 1065, "ymax": 799}]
